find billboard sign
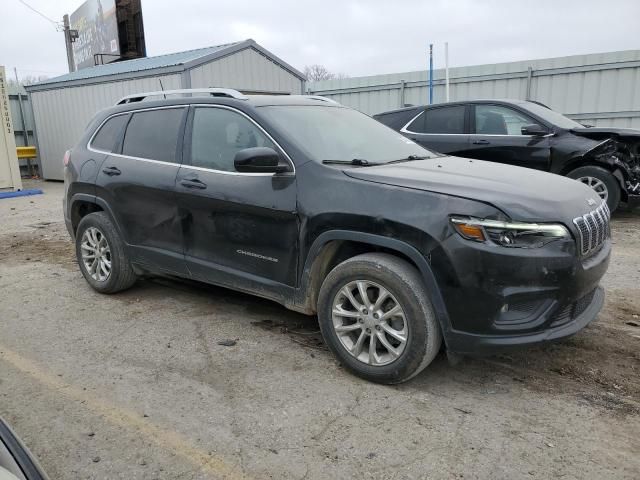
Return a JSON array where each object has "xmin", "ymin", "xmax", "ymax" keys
[{"xmin": 70, "ymin": 0, "xmax": 120, "ymax": 71}]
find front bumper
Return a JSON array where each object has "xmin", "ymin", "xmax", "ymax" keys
[
  {"xmin": 446, "ymin": 286, "xmax": 604, "ymax": 354},
  {"xmin": 626, "ymin": 193, "xmax": 640, "ymax": 209},
  {"xmin": 432, "ymin": 230, "xmax": 610, "ymax": 354}
]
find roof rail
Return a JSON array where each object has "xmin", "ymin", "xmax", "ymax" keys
[
  {"xmin": 305, "ymin": 95, "xmax": 340, "ymax": 105},
  {"xmin": 116, "ymin": 88, "xmax": 248, "ymax": 105}
]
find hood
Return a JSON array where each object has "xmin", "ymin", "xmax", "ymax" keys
[
  {"xmin": 343, "ymin": 156, "xmax": 601, "ymax": 223},
  {"xmin": 571, "ymin": 127, "xmax": 640, "ymax": 141}
]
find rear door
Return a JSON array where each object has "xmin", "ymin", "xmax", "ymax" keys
[
  {"xmin": 94, "ymin": 106, "xmax": 188, "ymax": 274},
  {"xmin": 400, "ymin": 104, "xmax": 470, "ymax": 155},
  {"xmin": 176, "ymin": 105, "xmax": 298, "ymax": 287},
  {"xmin": 467, "ymin": 103, "xmax": 551, "ymax": 170}
]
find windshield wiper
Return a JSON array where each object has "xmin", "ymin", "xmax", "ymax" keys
[
  {"xmin": 386, "ymin": 155, "xmax": 430, "ymax": 164},
  {"xmin": 321, "ymin": 158, "xmax": 381, "ymax": 166}
]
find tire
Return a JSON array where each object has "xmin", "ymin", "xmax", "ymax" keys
[
  {"xmin": 567, "ymin": 166, "xmax": 621, "ymax": 212},
  {"xmin": 317, "ymin": 253, "xmax": 442, "ymax": 384},
  {"xmin": 75, "ymin": 211, "xmax": 137, "ymax": 294}
]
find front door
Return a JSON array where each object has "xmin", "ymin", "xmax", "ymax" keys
[
  {"xmin": 467, "ymin": 104, "xmax": 551, "ymax": 170},
  {"xmin": 95, "ymin": 106, "xmax": 188, "ymax": 274},
  {"xmin": 176, "ymin": 105, "xmax": 298, "ymax": 288}
]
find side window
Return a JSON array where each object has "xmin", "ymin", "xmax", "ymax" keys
[
  {"xmin": 122, "ymin": 108, "xmax": 185, "ymax": 163},
  {"xmin": 190, "ymin": 107, "xmax": 276, "ymax": 172},
  {"xmin": 90, "ymin": 114, "xmax": 128, "ymax": 152},
  {"xmin": 407, "ymin": 106, "xmax": 465, "ymax": 134},
  {"xmin": 474, "ymin": 105, "xmax": 537, "ymax": 135}
]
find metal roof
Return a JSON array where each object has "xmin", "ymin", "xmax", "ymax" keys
[{"xmin": 26, "ymin": 39, "xmax": 305, "ymax": 91}]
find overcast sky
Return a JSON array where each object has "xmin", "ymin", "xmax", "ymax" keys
[{"xmin": 2, "ymin": 0, "xmax": 639, "ymax": 81}]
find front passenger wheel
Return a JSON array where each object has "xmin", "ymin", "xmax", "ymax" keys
[
  {"xmin": 317, "ymin": 253, "xmax": 442, "ymax": 384},
  {"xmin": 567, "ymin": 166, "xmax": 621, "ymax": 212},
  {"xmin": 75, "ymin": 212, "xmax": 137, "ymax": 294}
]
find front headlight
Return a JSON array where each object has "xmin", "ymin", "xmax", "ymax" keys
[{"xmin": 450, "ymin": 216, "xmax": 570, "ymax": 248}]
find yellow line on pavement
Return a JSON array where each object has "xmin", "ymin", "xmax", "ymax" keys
[{"xmin": 0, "ymin": 346, "xmax": 249, "ymax": 480}]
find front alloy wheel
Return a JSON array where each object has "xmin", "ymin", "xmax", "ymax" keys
[
  {"xmin": 332, "ymin": 280, "xmax": 408, "ymax": 366},
  {"xmin": 80, "ymin": 226, "xmax": 112, "ymax": 282},
  {"xmin": 567, "ymin": 166, "xmax": 620, "ymax": 212},
  {"xmin": 576, "ymin": 176, "xmax": 608, "ymax": 202},
  {"xmin": 317, "ymin": 253, "xmax": 442, "ymax": 384}
]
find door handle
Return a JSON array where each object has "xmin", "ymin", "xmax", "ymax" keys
[
  {"xmin": 180, "ymin": 178, "xmax": 207, "ymax": 189},
  {"xmin": 102, "ymin": 166, "xmax": 121, "ymax": 176},
  {"xmin": 472, "ymin": 140, "xmax": 490, "ymax": 145}
]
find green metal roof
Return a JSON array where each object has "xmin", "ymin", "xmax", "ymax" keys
[
  {"xmin": 27, "ymin": 39, "xmax": 305, "ymax": 90},
  {"xmin": 31, "ymin": 41, "xmax": 241, "ymax": 87}
]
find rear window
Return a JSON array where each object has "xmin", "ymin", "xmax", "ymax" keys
[
  {"xmin": 122, "ymin": 108, "xmax": 185, "ymax": 163},
  {"xmin": 407, "ymin": 105, "xmax": 465, "ymax": 134},
  {"xmin": 90, "ymin": 114, "xmax": 128, "ymax": 152}
]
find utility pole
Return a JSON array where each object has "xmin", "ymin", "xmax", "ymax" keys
[
  {"xmin": 63, "ymin": 14, "xmax": 76, "ymax": 73},
  {"xmin": 445, "ymin": 42, "xmax": 450, "ymax": 102},
  {"xmin": 428, "ymin": 44, "xmax": 434, "ymax": 105}
]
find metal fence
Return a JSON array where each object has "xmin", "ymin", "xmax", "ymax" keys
[{"xmin": 308, "ymin": 50, "xmax": 640, "ymax": 129}]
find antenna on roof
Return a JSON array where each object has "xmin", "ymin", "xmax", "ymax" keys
[{"xmin": 158, "ymin": 78, "xmax": 166, "ymax": 99}]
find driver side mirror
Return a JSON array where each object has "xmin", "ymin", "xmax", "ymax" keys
[
  {"xmin": 234, "ymin": 147, "xmax": 289, "ymax": 174},
  {"xmin": 521, "ymin": 124, "xmax": 548, "ymax": 136}
]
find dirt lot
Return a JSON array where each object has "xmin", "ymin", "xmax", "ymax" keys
[{"xmin": 1, "ymin": 180, "xmax": 639, "ymax": 479}]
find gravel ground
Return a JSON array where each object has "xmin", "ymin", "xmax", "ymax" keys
[{"xmin": 1, "ymin": 180, "xmax": 639, "ymax": 480}]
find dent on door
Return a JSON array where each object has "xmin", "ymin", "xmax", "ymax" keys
[{"xmin": 178, "ymin": 170, "xmax": 299, "ymax": 286}]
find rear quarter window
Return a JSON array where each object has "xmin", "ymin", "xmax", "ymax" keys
[
  {"xmin": 408, "ymin": 105, "xmax": 465, "ymax": 134},
  {"xmin": 375, "ymin": 109, "xmax": 421, "ymax": 130},
  {"xmin": 121, "ymin": 108, "xmax": 185, "ymax": 163},
  {"xmin": 90, "ymin": 114, "xmax": 128, "ymax": 152}
]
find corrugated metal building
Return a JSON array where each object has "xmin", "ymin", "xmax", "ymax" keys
[
  {"xmin": 308, "ymin": 49, "xmax": 640, "ymax": 128},
  {"xmin": 25, "ymin": 39, "xmax": 305, "ymax": 180},
  {"xmin": 7, "ymin": 82, "xmax": 39, "ymax": 176}
]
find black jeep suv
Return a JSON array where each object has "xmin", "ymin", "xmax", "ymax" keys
[
  {"xmin": 64, "ymin": 89, "xmax": 611, "ymax": 384},
  {"xmin": 374, "ymin": 99, "xmax": 640, "ymax": 212}
]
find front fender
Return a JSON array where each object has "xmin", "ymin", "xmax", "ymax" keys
[{"xmin": 293, "ymin": 230, "xmax": 453, "ymax": 344}]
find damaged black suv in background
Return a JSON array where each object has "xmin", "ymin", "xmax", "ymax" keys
[
  {"xmin": 64, "ymin": 90, "xmax": 610, "ymax": 384},
  {"xmin": 374, "ymin": 99, "xmax": 640, "ymax": 212}
]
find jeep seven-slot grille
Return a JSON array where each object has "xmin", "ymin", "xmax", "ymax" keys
[{"xmin": 573, "ymin": 202, "xmax": 610, "ymax": 256}]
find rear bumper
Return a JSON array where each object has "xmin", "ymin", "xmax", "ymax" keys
[
  {"xmin": 446, "ymin": 286, "xmax": 603, "ymax": 355},
  {"xmin": 63, "ymin": 206, "xmax": 74, "ymax": 240}
]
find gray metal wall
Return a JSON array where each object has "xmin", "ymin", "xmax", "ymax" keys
[
  {"xmin": 7, "ymin": 83, "xmax": 39, "ymax": 175},
  {"xmin": 30, "ymin": 74, "xmax": 182, "ymax": 180},
  {"xmin": 189, "ymin": 48, "xmax": 304, "ymax": 94},
  {"xmin": 308, "ymin": 50, "xmax": 640, "ymax": 128},
  {"xmin": 8, "ymin": 84, "xmax": 35, "ymax": 148}
]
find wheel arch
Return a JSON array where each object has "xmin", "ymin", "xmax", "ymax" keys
[
  {"xmin": 294, "ymin": 230, "xmax": 452, "ymax": 338},
  {"xmin": 70, "ymin": 194, "xmax": 126, "ymax": 239},
  {"xmin": 69, "ymin": 194, "xmax": 104, "ymax": 234}
]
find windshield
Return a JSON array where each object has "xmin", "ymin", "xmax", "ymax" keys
[
  {"xmin": 520, "ymin": 102, "xmax": 583, "ymax": 129},
  {"xmin": 258, "ymin": 105, "xmax": 437, "ymax": 163}
]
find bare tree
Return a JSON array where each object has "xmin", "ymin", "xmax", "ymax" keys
[
  {"xmin": 20, "ymin": 74, "xmax": 49, "ymax": 85},
  {"xmin": 304, "ymin": 64, "xmax": 348, "ymax": 82}
]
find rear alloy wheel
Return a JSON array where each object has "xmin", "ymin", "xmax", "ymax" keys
[
  {"xmin": 318, "ymin": 253, "xmax": 442, "ymax": 384},
  {"xmin": 80, "ymin": 227, "xmax": 112, "ymax": 282},
  {"xmin": 75, "ymin": 212, "xmax": 137, "ymax": 294},
  {"xmin": 567, "ymin": 166, "xmax": 621, "ymax": 212}
]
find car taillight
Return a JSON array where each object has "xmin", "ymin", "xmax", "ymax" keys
[{"xmin": 63, "ymin": 150, "xmax": 71, "ymax": 167}]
